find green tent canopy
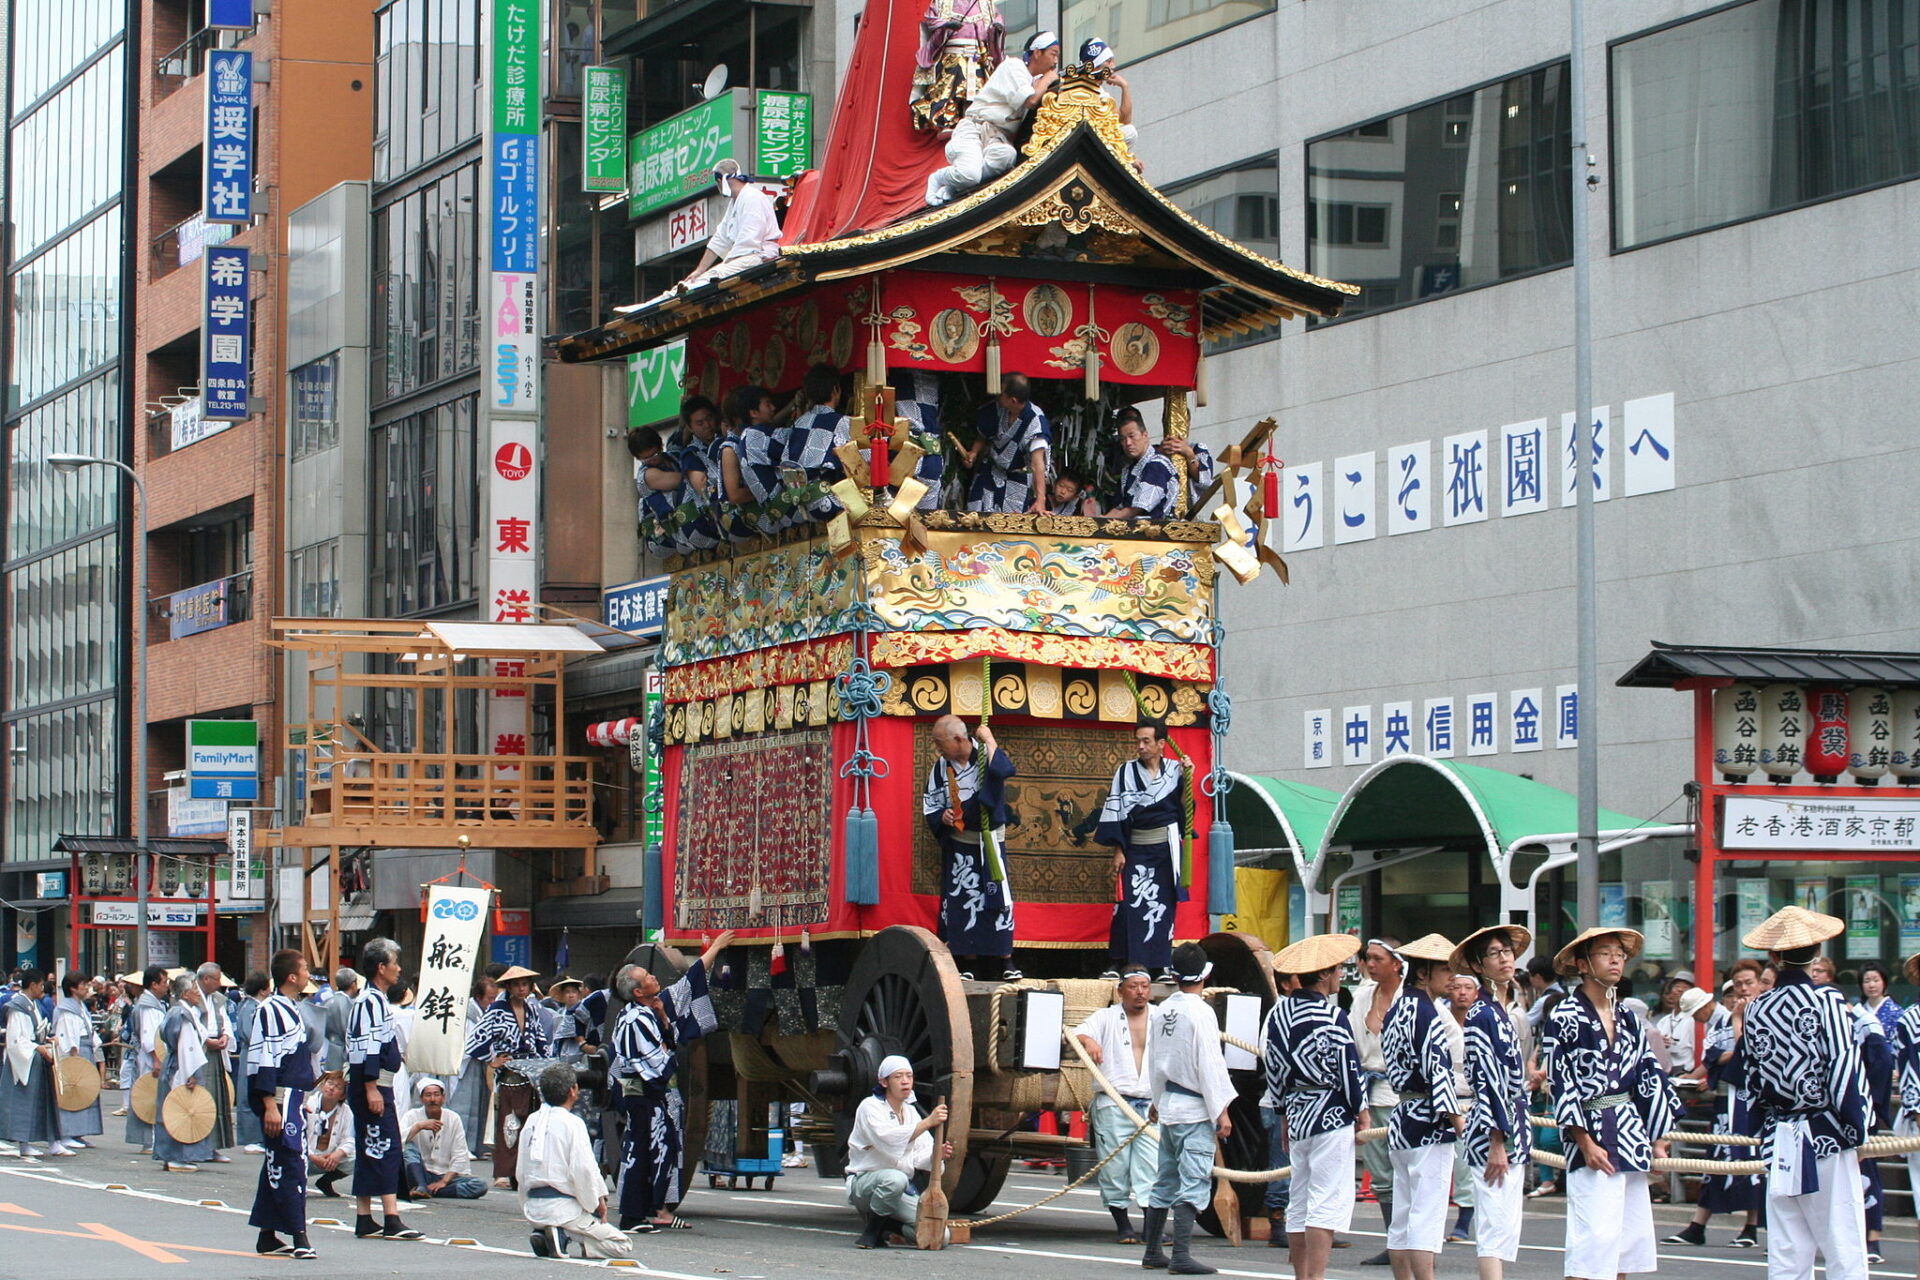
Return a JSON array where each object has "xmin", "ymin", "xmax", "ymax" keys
[{"xmin": 1225, "ymin": 772, "xmax": 1341, "ymax": 875}]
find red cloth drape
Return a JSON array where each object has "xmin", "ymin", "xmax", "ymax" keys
[{"xmin": 781, "ymin": 0, "xmax": 947, "ymax": 245}]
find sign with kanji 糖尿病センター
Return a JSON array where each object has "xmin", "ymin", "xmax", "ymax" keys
[{"xmin": 584, "ymin": 65, "xmax": 628, "ymax": 192}]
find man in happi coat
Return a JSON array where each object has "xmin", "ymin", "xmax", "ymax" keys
[
  {"xmin": 465, "ymin": 963, "xmax": 552, "ymax": 1186},
  {"xmin": 1451, "ymin": 926, "xmax": 1534, "ymax": 1279},
  {"xmin": 125, "ymin": 964, "xmax": 170, "ymax": 1151},
  {"xmin": 1739, "ymin": 907, "xmax": 1873, "ymax": 1280},
  {"xmin": 911, "ymin": 0, "xmax": 1003, "ymax": 134},
  {"xmin": 1666, "ymin": 957, "xmax": 1765, "ymax": 1248},
  {"xmin": 921, "ymin": 716, "xmax": 1018, "ymax": 981},
  {"xmin": 51, "ymin": 971, "xmax": 103, "ymax": 1147},
  {"xmin": 1107, "ymin": 411, "xmax": 1180, "ymax": 520},
  {"xmin": 1894, "ymin": 952, "xmax": 1920, "ymax": 1262},
  {"xmin": 193, "ymin": 963, "xmax": 237, "ymax": 1159},
  {"xmin": 609, "ymin": 931, "xmax": 731, "ymax": 1233},
  {"xmin": 154, "ymin": 973, "xmax": 216, "ymax": 1171},
  {"xmin": 3, "ymin": 970, "xmax": 68, "ymax": 1160},
  {"xmin": 1097, "ymin": 724, "xmax": 1187, "ymax": 982},
  {"xmin": 249, "ymin": 950, "xmax": 319, "ymax": 1259},
  {"xmin": 1381, "ymin": 935, "xmax": 1463, "ymax": 1280},
  {"xmin": 963, "ymin": 374, "xmax": 1051, "ymax": 514},
  {"xmin": 346, "ymin": 936, "xmax": 424, "ymax": 1241},
  {"xmin": 1262, "ymin": 933, "xmax": 1366, "ymax": 1280},
  {"xmin": 1546, "ymin": 927, "xmax": 1676, "ymax": 1280},
  {"xmin": 1140, "ymin": 942, "xmax": 1234, "ymax": 1276}
]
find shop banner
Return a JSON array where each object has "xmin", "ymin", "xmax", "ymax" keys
[
  {"xmin": 1335, "ymin": 884, "xmax": 1361, "ymax": 937},
  {"xmin": 1723, "ymin": 794, "xmax": 1920, "ymax": 852},
  {"xmin": 204, "ymin": 50, "xmax": 253, "ymax": 223},
  {"xmin": 628, "ymin": 91, "xmax": 739, "ymax": 220},
  {"xmin": 754, "ymin": 89, "xmax": 812, "ymax": 177},
  {"xmin": 1640, "ymin": 879, "xmax": 1672, "ymax": 958},
  {"xmin": 1599, "ymin": 881, "xmax": 1627, "ymax": 929},
  {"xmin": 583, "ymin": 65, "xmax": 628, "ymax": 193},
  {"xmin": 1845, "ymin": 875, "xmax": 1881, "ymax": 960},
  {"xmin": 408, "ymin": 886, "xmax": 491, "ymax": 1076},
  {"xmin": 1901, "ymin": 875, "xmax": 1920, "ymax": 953}
]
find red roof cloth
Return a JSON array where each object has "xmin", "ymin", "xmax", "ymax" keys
[{"xmin": 781, "ymin": 0, "xmax": 947, "ymax": 245}]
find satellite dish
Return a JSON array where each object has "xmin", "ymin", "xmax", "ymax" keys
[{"xmin": 699, "ymin": 64, "xmax": 729, "ymax": 100}]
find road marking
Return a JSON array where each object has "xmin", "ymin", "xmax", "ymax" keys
[
  {"xmin": 0, "ymin": 1202, "xmax": 42, "ymax": 1216},
  {"xmin": 0, "ymin": 1220, "xmax": 260, "ymax": 1261}
]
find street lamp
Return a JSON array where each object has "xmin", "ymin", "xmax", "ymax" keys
[{"xmin": 47, "ymin": 453, "xmax": 151, "ymax": 968}]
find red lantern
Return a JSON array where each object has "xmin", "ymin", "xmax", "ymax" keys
[
  {"xmin": 1262, "ymin": 458, "xmax": 1280, "ymax": 521},
  {"xmin": 1806, "ymin": 687, "xmax": 1849, "ymax": 780}
]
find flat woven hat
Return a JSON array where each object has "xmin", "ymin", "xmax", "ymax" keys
[
  {"xmin": 1396, "ymin": 933, "xmax": 1457, "ymax": 964},
  {"xmin": 1449, "ymin": 924, "xmax": 1533, "ymax": 973},
  {"xmin": 1741, "ymin": 905, "xmax": 1843, "ymax": 953},
  {"xmin": 130, "ymin": 1073, "xmax": 160, "ymax": 1124},
  {"xmin": 496, "ymin": 965, "xmax": 541, "ymax": 983},
  {"xmin": 54, "ymin": 1056, "xmax": 101, "ymax": 1111},
  {"xmin": 1553, "ymin": 926, "xmax": 1644, "ymax": 977},
  {"xmin": 163, "ymin": 1082, "xmax": 216, "ymax": 1144},
  {"xmin": 1272, "ymin": 933, "xmax": 1361, "ymax": 975},
  {"xmin": 1905, "ymin": 953, "xmax": 1920, "ymax": 987}
]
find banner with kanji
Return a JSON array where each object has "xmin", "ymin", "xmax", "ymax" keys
[{"xmin": 407, "ymin": 886, "xmax": 491, "ymax": 1075}]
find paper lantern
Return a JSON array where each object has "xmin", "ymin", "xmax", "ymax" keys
[
  {"xmin": 1757, "ymin": 683, "xmax": 1806, "ymax": 779},
  {"xmin": 1847, "ymin": 687, "xmax": 1893, "ymax": 783},
  {"xmin": 1890, "ymin": 691, "xmax": 1920, "ymax": 783},
  {"xmin": 1805, "ymin": 687, "xmax": 1849, "ymax": 780},
  {"xmin": 1711, "ymin": 683, "xmax": 1763, "ymax": 781}
]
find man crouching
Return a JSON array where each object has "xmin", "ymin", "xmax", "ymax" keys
[{"xmin": 519, "ymin": 1063, "xmax": 633, "ymax": 1260}]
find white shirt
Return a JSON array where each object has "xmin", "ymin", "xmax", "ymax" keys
[
  {"xmin": 1656, "ymin": 1010, "xmax": 1698, "ymax": 1073},
  {"xmin": 845, "ymin": 1094, "xmax": 933, "ymax": 1178},
  {"xmin": 401, "ymin": 1105, "xmax": 471, "ymax": 1176},
  {"xmin": 517, "ymin": 1104, "xmax": 608, "ymax": 1225},
  {"xmin": 965, "ymin": 55, "xmax": 1036, "ymax": 132},
  {"xmin": 1444, "ymin": 1009, "xmax": 1470, "ymax": 1096},
  {"xmin": 1148, "ymin": 990, "xmax": 1234, "ymax": 1125},
  {"xmin": 1073, "ymin": 1003, "xmax": 1152, "ymax": 1098},
  {"xmin": 708, "ymin": 183, "xmax": 782, "ymax": 263},
  {"xmin": 1348, "ymin": 978, "xmax": 1401, "ymax": 1108},
  {"xmin": 304, "ymin": 1097, "xmax": 356, "ymax": 1161}
]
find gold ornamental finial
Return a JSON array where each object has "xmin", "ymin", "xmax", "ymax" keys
[{"xmin": 1022, "ymin": 70, "xmax": 1133, "ymax": 161}]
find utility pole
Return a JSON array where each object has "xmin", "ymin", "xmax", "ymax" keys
[{"xmin": 1569, "ymin": 0, "xmax": 1601, "ymax": 929}]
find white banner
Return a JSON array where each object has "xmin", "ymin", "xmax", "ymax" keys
[
  {"xmin": 1723, "ymin": 795, "xmax": 1920, "ymax": 852},
  {"xmin": 407, "ymin": 885, "xmax": 491, "ymax": 1076}
]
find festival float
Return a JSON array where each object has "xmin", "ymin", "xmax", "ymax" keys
[{"xmin": 552, "ymin": 0, "xmax": 1356, "ymax": 1233}]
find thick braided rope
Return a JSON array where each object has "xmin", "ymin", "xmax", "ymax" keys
[{"xmin": 959, "ymin": 1120, "xmax": 1151, "ymax": 1230}]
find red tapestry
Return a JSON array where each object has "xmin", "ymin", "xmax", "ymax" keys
[{"xmin": 684, "ymin": 279, "xmax": 869, "ymax": 400}]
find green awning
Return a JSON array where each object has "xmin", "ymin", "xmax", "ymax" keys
[
  {"xmin": 1226, "ymin": 772, "xmax": 1341, "ymax": 872},
  {"xmin": 1318, "ymin": 757, "xmax": 1649, "ymax": 867}
]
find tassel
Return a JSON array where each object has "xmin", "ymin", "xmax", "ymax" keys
[
  {"xmin": 1084, "ymin": 342, "xmax": 1100, "ymax": 401},
  {"xmin": 867, "ymin": 331, "xmax": 886, "ymax": 387},
  {"xmin": 800, "ymin": 927, "xmax": 812, "ymax": 956},
  {"xmin": 1194, "ymin": 346, "xmax": 1209, "ymax": 408},
  {"xmin": 1207, "ymin": 819, "xmax": 1237, "ymax": 917},
  {"xmin": 641, "ymin": 842, "xmax": 664, "ymax": 933},
  {"xmin": 770, "ymin": 941, "xmax": 788, "ymax": 976},
  {"xmin": 844, "ymin": 806, "xmax": 880, "ymax": 905},
  {"xmin": 986, "ymin": 334, "xmax": 1001, "ymax": 389},
  {"xmin": 748, "ymin": 882, "xmax": 762, "ymax": 918},
  {"xmin": 1263, "ymin": 466, "xmax": 1280, "ymax": 521}
]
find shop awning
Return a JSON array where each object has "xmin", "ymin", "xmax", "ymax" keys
[
  {"xmin": 1619, "ymin": 640, "xmax": 1920, "ymax": 689},
  {"xmin": 53, "ymin": 834, "xmax": 231, "ymax": 856},
  {"xmin": 1317, "ymin": 755, "xmax": 1651, "ymax": 871},
  {"xmin": 1226, "ymin": 773, "xmax": 1340, "ymax": 876}
]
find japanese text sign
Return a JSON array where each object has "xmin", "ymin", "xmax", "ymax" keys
[
  {"xmin": 204, "ymin": 51, "xmax": 253, "ymax": 224},
  {"xmin": 628, "ymin": 91, "xmax": 739, "ymax": 220},
  {"xmin": 408, "ymin": 886, "xmax": 491, "ymax": 1075},
  {"xmin": 584, "ymin": 65, "xmax": 629, "ymax": 192},
  {"xmin": 754, "ymin": 90, "xmax": 812, "ymax": 178},
  {"xmin": 603, "ymin": 575, "xmax": 669, "ymax": 637},
  {"xmin": 202, "ymin": 247, "xmax": 251, "ymax": 420},
  {"xmin": 492, "ymin": 0, "xmax": 538, "ymax": 136}
]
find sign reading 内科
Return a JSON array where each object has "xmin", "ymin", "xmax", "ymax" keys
[
  {"xmin": 628, "ymin": 92, "xmax": 739, "ymax": 220},
  {"xmin": 754, "ymin": 90, "xmax": 812, "ymax": 178},
  {"xmin": 408, "ymin": 886, "xmax": 491, "ymax": 1075},
  {"xmin": 665, "ymin": 202, "xmax": 710, "ymax": 252},
  {"xmin": 204, "ymin": 50, "xmax": 253, "ymax": 223},
  {"xmin": 202, "ymin": 247, "xmax": 251, "ymax": 421},
  {"xmin": 584, "ymin": 65, "xmax": 628, "ymax": 192},
  {"xmin": 188, "ymin": 719, "xmax": 259, "ymax": 801},
  {"xmin": 1722, "ymin": 794, "xmax": 1920, "ymax": 852}
]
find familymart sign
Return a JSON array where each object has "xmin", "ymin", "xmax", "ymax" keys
[{"xmin": 188, "ymin": 719, "xmax": 259, "ymax": 801}]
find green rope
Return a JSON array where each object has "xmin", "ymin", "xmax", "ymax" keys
[{"xmin": 978, "ymin": 654, "xmax": 1006, "ymax": 883}]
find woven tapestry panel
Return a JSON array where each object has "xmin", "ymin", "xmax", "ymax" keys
[
  {"xmin": 911, "ymin": 723, "xmax": 1123, "ymax": 904},
  {"xmin": 676, "ymin": 729, "xmax": 835, "ymax": 931}
]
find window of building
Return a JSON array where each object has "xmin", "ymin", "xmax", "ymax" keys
[
  {"xmin": 1611, "ymin": 0, "xmax": 1920, "ymax": 250},
  {"xmin": 3, "ymin": 699, "xmax": 119, "ymax": 862},
  {"xmin": 8, "ymin": 0, "xmax": 122, "ymax": 111},
  {"xmin": 6, "ymin": 372, "xmax": 121, "ymax": 563},
  {"xmin": 374, "ymin": 0, "xmax": 482, "ymax": 185},
  {"xmin": 287, "ymin": 539, "xmax": 341, "ymax": 618},
  {"xmin": 370, "ymin": 392, "xmax": 479, "ymax": 616},
  {"xmin": 6, "ymin": 209, "xmax": 123, "ymax": 411},
  {"xmin": 371, "ymin": 161, "xmax": 481, "ymax": 405},
  {"xmin": 8, "ymin": 56, "xmax": 126, "ymax": 263},
  {"xmin": 1064, "ymin": 0, "xmax": 1275, "ymax": 65},
  {"xmin": 1307, "ymin": 62, "xmax": 1572, "ymax": 323},
  {"xmin": 1164, "ymin": 154, "xmax": 1280, "ymax": 349},
  {"xmin": 290, "ymin": 355, "xmax": 340, "ymax": 460},
  {"xmin": 5, "ymin": 540, "xmax": 120, "ymax": 710}
]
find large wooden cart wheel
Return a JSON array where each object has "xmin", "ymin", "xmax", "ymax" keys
[
  {"xmin": 622, "ymin": 941, "xmax": 711, "ymax": 1196},
  {"xmin": 835, "ymin": 926, "xmax": 974, "ymax": 1198},
  {"xmin": 1196, "ymin": 930, "xmax": 1278, "ymax": 1239}
]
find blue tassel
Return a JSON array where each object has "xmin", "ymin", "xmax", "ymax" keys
[
  {"xmin": 641, "ymin": 842, "xmax": 664, "ymax": 933},
  {"xmin": 1207, "ymin": 820, "xmax": 1237, "ymax": 916},
  {"xmin": 858, "ymin": 807, "xmax": 881, "ymax": 904},
  {"xmin": 844, "ymin": 807, "xmax": 880, "ymax": 905}
]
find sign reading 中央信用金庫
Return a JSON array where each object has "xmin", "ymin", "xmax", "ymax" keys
[
  {"xmin": 203, "ymin": 247, "xmax": 251, "ymax": 421},
  {"xmin": 188, "ymin": 718, "xmax": 259, "ymax": 801},
  {"xmin": 754, "ymin": 90, "xmax": 811, "ymax": 179},
  {"xmin": 408, "ymin": 886, "xmax": 491, "ymax": 1075},
  {"xmin": 584, "ymin": 65, "xmax": 628, "ymax": 192},
  {"xmin": 628, "ymin": 342, "xmax": 686, "ymax": 428},
  {"xmin": 205, "ymin": 50, "xmax": 253, "ymax": 224},
  {"xmin": 628, "ymin": 91, "xmax": 740, "ymax": 220},
  {"xmin": 1722, "ymin": 794, "xmax": 1920, "ymax": 852}
]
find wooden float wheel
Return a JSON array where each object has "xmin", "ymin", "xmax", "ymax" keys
[
  {"xmin": 1195, "ymin": 930, "xmax": 1278, "ymax": 1239},
  {"xmin": 948, "ymin": 1149, "xmax": 1013, "ymax": 1215},
  {"xmin": 621, "ymin": 940, "xmax": 711, "ymax": 1195},
  {"xmin": 836, "ymin": 926, "xmax": 974, "ymax": 1196}
]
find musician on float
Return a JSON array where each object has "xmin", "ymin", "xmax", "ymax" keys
[
  {"xmin": 1096, "ymin": 723, "xmax": 1187, "ymax": 983},
  {"xmin": 921, "ymin": 716, "xmax": 1019, "ymax": 981}
]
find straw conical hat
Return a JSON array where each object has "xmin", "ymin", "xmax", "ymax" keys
[
  {"xmin": 496, "ymin": 965, "xmax": 540, "ymax": 983},
  {"xmin": 1904, "ymin": 953, "xmax": 1920, "ymax": 986},
  {"xmin": 54, "ymin": 1056, "xmax": 101, "ymax": 1111},
  {"xmin": 1397, "ymin": 933, "xmax": 1457, "ymax": 964},
  {"xmin": 162, "ymin": 1082, "xmax": 216, "ymax": 1144},
  {"xmin": 1554, "ymin": 926, "xmax": 1644, "ymax": 977},
  {"xmin": 1450, "ymin": 924, "xmax": 1533, "ymax": 973},
  {"xmin": 130, "ymin": 1073, "xmax": 160, "ymax": 1123},
  {"xmin": 1741, "ymin": 905, "xmax": 1843, "ymax": 953},
  {"xmin": 1272, "ymin": 933, "xmax": 1362, "ymax": 975}
]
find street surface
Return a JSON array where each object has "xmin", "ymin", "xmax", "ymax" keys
[{"xmin": 2, "ymin": 1135, "xmax": 1911, "ymax": 1280}]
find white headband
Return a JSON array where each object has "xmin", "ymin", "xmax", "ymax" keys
[{"xmin": 877, "ymin": 1054, "xmax": 912, "ymax": 1082}]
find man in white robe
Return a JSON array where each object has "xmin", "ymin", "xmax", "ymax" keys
[
  {"xmin": 926, "ymin": 31, "xmax": 1060, "ymax": 205},
  {"xmin": 519, "ymin": 1063, "xmax": 632, "ymax": 1260},
  {"xmin": 1143, "ymin": 942, "xmax": 1234, "ymax": 1275}
]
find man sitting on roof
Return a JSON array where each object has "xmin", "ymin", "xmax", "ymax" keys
[
  {"xmin": 675, "ymin": 160, "xmax": 782, "ymax": 293},
  {"xmin": 925, "ymin": 31, "xmax": 1060, "ymax": 207}
]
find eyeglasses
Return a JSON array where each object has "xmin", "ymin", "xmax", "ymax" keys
[{"xmin": 1479, "ymin": 945, "xmax": 1515, "ymax": 959}]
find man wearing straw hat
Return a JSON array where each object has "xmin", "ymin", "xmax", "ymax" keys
[
  {"xmin": 1381, "ymin": 935, "xmax": 1463, "ymax": 1280},
  {"xmin": 1263, "ymin": 932, "xmax": 1366, "ymax": 1280},
  {"xmin": 1545, "ymin": 927, "xmax": 1676, "ymax": 1280},
  {"xmin": 1141, "ymin": 941, "xmax": 1235, "ymax": 1276},
  {"xmin": 1452, "ymin": 925, "xmax": 1534, "ymax": 1280},
  {"xmin": 1740, "ymin": 906, "xmax": 1873, "ymax": 1280},
  {"xmin": 1893, "ymin": 951, "xmax": 1920, "ymax": 1279}
]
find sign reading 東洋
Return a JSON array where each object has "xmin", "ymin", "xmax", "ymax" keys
[
  {"xmin": 754, "ymin": 90, "xmax": 812, "ymax": 178},
  {"xmin": 584, "ymin": 65, "xmax": 629, "ymax": 192},
  {"xmin": 204, "ymin": 50, "xmax": 253, "ymax": 224},
  {"xmin": 603, "ymin": 575, "xmax": 669, "ymax": 637},
  {"xmin": 202, "ymin": 247, "xmax": 251, "ymax": 421},
  {"xmin": 628, "ymin": 91, "xmax": 740, "ymax": 220},
  {"xmin": 628, "ymin": 342, "xmax": 687, "ymax": 428},
  {"xmin": 1722, "ymin": 794, "xmax": 1920, "ymax": 852},
  {"xmin": 187, "ymin": 719, "xmax": 259, "ymax": 801}
]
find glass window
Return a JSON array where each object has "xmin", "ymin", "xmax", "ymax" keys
[
  {"xmin": 8, "ymin": 0, "xmax": 123, "ymax": 112},
  {"xmin": 3, "ymin": 698, "xmax": 120, "ymax": 862},
  {"xmin": 8, "ymin": 56, "xmax": 125, "ymax": 261},
  {"xmin": 5, "ymin": 538, "xmax": 121, "ymax": 709},
  {"xmin": 287, "ymin": 539, "xmax": 341, "ymax": 618},
  {"xmin": 6, "ymin": 372, "xmax": 122, "ymax": 562},
  {"xmin": 371, "ymin": 161, "xmax": 482, "ymax": 405},
  {"xmin": 1164, "ymin": 154, "xmax": 1279, "ymax": 349},
  {"xmin": 1719, "ymin": 860, "xmax": 1919, "ymax": 998},
  {"xmin": 370, "ymin": 392, "xmax": 479, "ymax": 615},
  {"xmin": 1063, "ymin": 0, "xmax": 1273, "ymax": 66},
  {"xmin": 290, "ymin": 356, "xmax": 340, "ymax": 460},
  {"xmin": 374, "ymin": 0, "xmax": 482, "ymax": 184},
  {"xmin": 7, "ymin": 209, "xmax": 123, "ymax": 409},
  {"xmin": 1307, "ymin": 63, "xmax": 1572, "ymax": 323},
  {"xmin": 1612, "ymin": 0, "xmax": 1920, "ymax": 250}
]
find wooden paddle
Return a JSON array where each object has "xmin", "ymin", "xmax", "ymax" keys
[
  {"xmin": 916, "ymin": 1095, "xmax": 949, "ymax": 1250},
  {"xmin": 1212, "ymin": 1140, "xmax": 1242, "ymax": 1246}
]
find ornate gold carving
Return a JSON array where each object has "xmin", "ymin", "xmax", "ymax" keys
[
  {"xmin": 1027, "ymin": 665, "xmax": 1063, "ymax": 718},
  {"xmin": 1164, "ymin": 389, "xmax": 1191, "ymax": 517},
  {"xmin": 951, "ymin": 665, "xmax": 985, "ymax": 715},
  {"xmin": 1063, "ymin": 677, "xmax": 1099, "ymax": 717},
  {"xmin": 1023, "ymin": 73, "xmax": 1133, "ymax": 161},
  {"xmin": 1097, "ymin": 670, "xmax": 1136, "ymax": 722},
  {"xmin": 909, "ymin": 673, "xmax": 951, "ymax": 713},
  {"xmin": 1012, "ymin": 181, "xmax": 1139, "ymax": 238}
]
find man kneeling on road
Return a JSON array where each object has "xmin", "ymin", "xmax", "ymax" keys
[
  {"xmin": 520, "ymin": 1063, "xmax": 632, "ymax": 1260},
  {"xmin": 846, "ymin": 1055, "xmax": 953, "ymax": 1248}
]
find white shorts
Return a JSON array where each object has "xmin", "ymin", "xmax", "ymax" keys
[
  {"xmin": 1386, "ymin": 1143, "xmax": 1454, "ymax": 1254},
  {"xmin": 1472, "ymin": 1160, "xmax": 1526, "ymax": 1261},
  {"xmin": 1565, "ymin": 1166, "xmax": 1655, "ymax": 1279},
  {"xmin": 1284, "ymin": 1127, "xmax": 1356, "ymax": 1234},
  {"xmin": 1766, "ymin": 1151, "xmax": 1867, "ymax": 1280}
]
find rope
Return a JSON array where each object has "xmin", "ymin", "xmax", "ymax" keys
[
  {"xmin": 1526, "ymin": 1115, "xmax": 1761, "ymax": 1146},
  {"xmin": 960, "ymin": 1120, "xmax": 1150, "ymax": 1230}
]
